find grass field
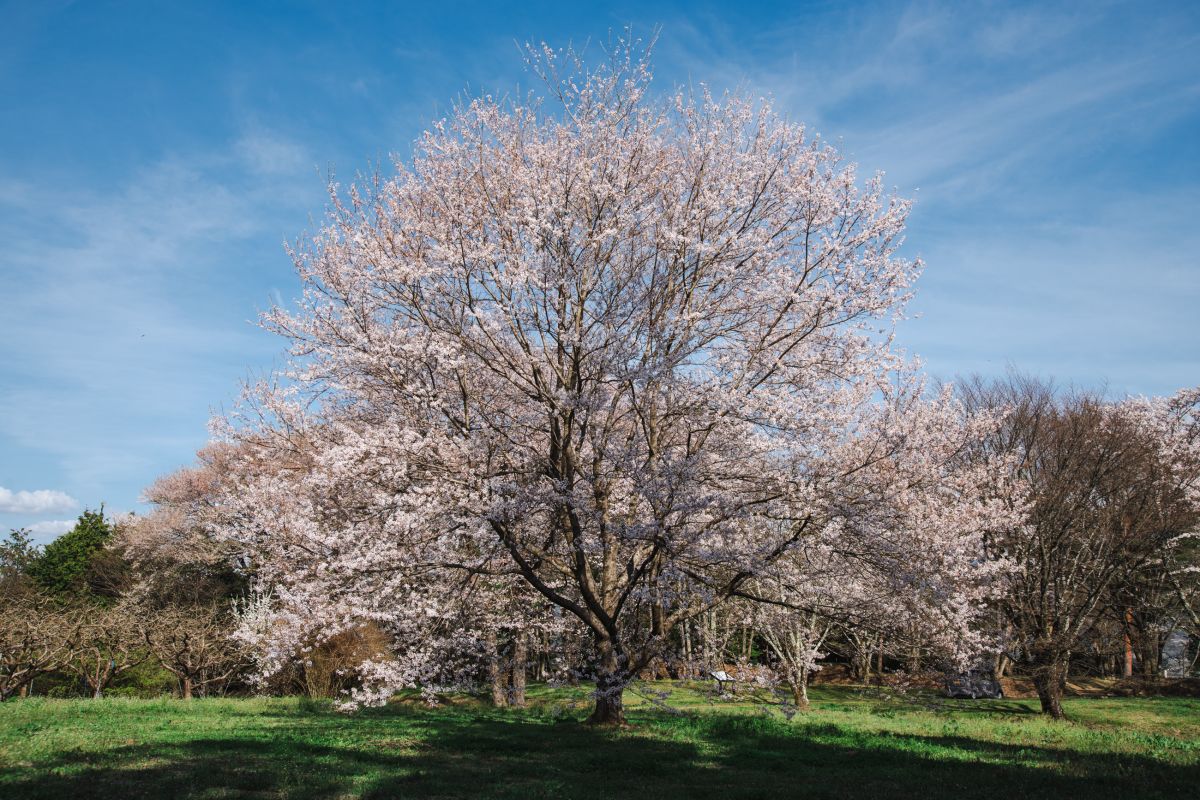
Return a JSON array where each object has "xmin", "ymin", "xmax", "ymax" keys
[{"xmin": 1, "ymin": 683, "xmax": 1197, "ymax": 799}]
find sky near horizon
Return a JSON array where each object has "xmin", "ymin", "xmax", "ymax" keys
[{"xmin": 1, "ymin": 0, "xmax": 1197, "ymax": 542}]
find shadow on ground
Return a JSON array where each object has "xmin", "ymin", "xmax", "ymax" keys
[{"xmin": 4, "ymin": 709, "xmax": 1196, "ymax": 799}]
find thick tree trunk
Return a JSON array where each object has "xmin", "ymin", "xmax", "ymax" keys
[
  {"xmin": 791, "ymin": 669, "xmax": 810, "ymax": 709},
  {"xmin": 906, "ymin": 644, "xmax": 920, "ymax": 674},
  {"xmin": 587, "ymin": 682, "xmax": 626, "ymax": 725},
  {"xmin": 510, "ymin": 634, "xmax": 527, "ymax": 708},
  {"xmin": 182, "ymin": 676, "xmax": 194, "ymax": 700},
  {"xmin": 1140, "ymin": 630, "xmax": 1160, "ymax": 678},
  {"xmin": 993, "ymin": 652, "xmax": 1010, "ymax": 681},
  {"xmin": 487, "ymin": 630, "xmax": 507, "ymax": 708},
  {"xmin": 586, "ymin": 642, "xmax": 627, "ymax": 726},
  {"xmin": 848, "ymin": 637, "xmax": 870, "ymax": 682},
  {"xmin": 1033, "ymin": 661, "xmax": 1068, "ymax": 719}
]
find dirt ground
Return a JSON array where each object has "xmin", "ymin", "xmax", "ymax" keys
[
  {"xmin": 997, "ymin": 675, "xmax": 1200, "ymax": 699},
  {"xmin": 807, "ymin": 663, "xmax": 1200, "ymax": 699}
]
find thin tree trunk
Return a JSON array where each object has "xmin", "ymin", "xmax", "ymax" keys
[{"xmin": 1123, "ymin": 609, "xmax": 1134, "ymax": 678}]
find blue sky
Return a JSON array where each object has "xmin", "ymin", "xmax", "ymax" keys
[{"xmin": 2, "ymin": 0, "xmax": 1198, "ymax": 542}]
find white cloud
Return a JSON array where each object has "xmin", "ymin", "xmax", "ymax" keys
[
  {"xmin": 25, "ymin": 518, "xmax": 75, "ymax": 540},
  {"xmin": 0, "ymin": 486, "xmax": 77, "ymax": 514}
]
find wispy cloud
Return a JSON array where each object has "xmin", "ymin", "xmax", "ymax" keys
[
  {"xmin": 657, "ymin": 2, "xmax": 1198, "ymax": 197},
  {"xmin": 235, "ymin": 129, "xmax": 313, "ymax": 177},
  {"xmin": 0, "ymin": 0, "xmax": 1195, "ymax": 522},
  {"xmin": 0, "ymin": 127, "xmax": 319, "ymax": 508},
  {"xmin": 648, "ymin": 2, "xmax": 1200, "ymax": 395},
  {"xmin": 0, "ymin": 486, "xmax": 77, "ymax": 514}
]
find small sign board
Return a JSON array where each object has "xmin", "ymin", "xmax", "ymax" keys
[{"xmin": 710, "ymin": 670, "xmax": 735, "ymax": 691}]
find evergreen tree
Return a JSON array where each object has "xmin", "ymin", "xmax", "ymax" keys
[{"xmin": 29, "ymin": 509, "xmax": 113, "ymax": 595}]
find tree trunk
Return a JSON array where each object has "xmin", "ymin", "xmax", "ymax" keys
[
  {"xmin": 510, "ymin": 633, "xmax": 527, "ymax": 708},
  {"xmin": 586, "ymin": 641, "xmax": 627, "ymax": 726},
  {"xmin": 1033, "ymin": 661, "xmax": 1068, "ymax": 719},
  {"xmin": 1123, "ymin": 609, "xmax": 1134, "ymax": 678},
  {"xmin": 587, "ymin": 683, "xmax": 626, "ymax": 725},
  {"xmin": 487, "ymin": 630, "xmax": 507, "ymax": 708},
  {"xmin": 907, "ymin": 644, "xmax": 920, "ymax": 674},
  {"xmin": 791, "ymin": 669, "xmax": 810, "ymax": 709},
  {"xmin": 1141, "ymin": 630, "xmax": 1160, "ymax": 678},
  {"xmin": 182, "ymin": 675, "xmax": 194, "ymax": 700},
  {"xmin": 993, "ymin": 652, "xmax": 1011, "ymax": 681},
  {"xmin": 848, "ymin": 636, "xmax": 869, "ymax": 682}
]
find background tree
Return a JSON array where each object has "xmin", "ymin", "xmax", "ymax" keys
[
  {"xmin": 143, "ymin": 604, "xmax": 247, "ymax": 699},
  {"xmin": 118, "ymin": 443, "xmax": 249, "ymax": 607},
  {"xmin": 0, "ymin": 529, "xmax": 40, "ymax": 581},
  {"xmin": 0, "ymin": 593, "xmax": 78, "ymax": 701},
  {"xmin": 1161, "ymin": 531, "xmax": 1200, "ymax": 670},
  {"xmin": 0, "ymin": 530, "xmax": 77, "ymax": 700},
  {"xmin": 67, "ymin": 602, "xmax": 149, "ymax": 699},
  {"xmin": 28, "ymin": 509, "xmax": 116, "ymax": 596},
  {"xmin": 1104, "ymin": 545, "xmax": 1192, "ymax": 678},
  {"xmin": 960, "ymin": 374, "xmax": 1200, "ymax": 717}
]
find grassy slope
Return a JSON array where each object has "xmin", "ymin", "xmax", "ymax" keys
[{"xmin": 1, "ymin": 684, "xmax": 1197, "ymax": 799}]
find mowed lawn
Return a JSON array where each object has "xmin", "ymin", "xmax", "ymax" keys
[{"xmin": 1, "ymin": 684, "xmax": 1197, "ymax": 799}]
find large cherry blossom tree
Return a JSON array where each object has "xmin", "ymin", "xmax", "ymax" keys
[{"xmin": 216, "ymin": 40, "xmax": 1015, "ymax": 723}]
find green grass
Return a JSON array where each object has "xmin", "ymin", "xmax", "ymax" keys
[{"xmin": 1, "ymin": 683, "xmax": 1197, "ymax": 799}]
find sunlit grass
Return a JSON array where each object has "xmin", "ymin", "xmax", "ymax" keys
[{"xmin": 1, "ymin": 684, "xmax": 1197, "ymax": 799}]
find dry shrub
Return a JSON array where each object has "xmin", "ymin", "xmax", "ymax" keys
[{"xmin": 299, "ymin": 623, "xmax": 393, "ymax": 699}]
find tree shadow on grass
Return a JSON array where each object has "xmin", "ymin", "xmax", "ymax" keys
[
  {"xmin": 940, "ymin": 699, "xmax": 1041, "ymax": 716},
  {"xmin": 4, "ymin": 709, "xmax": 1197, "ymax": 800}
]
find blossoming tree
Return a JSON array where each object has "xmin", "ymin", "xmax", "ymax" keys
[
  {"xmin": 960, "ymin": 375, "xmax": 1200, "ymax": 717},
  {"xmin": 749, "ymin": 387, "xmax": 1018, "ymax": 708},
  {"xmin": 219, "ymin": 40, "xmax": 1014, "ymax": 723}
]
